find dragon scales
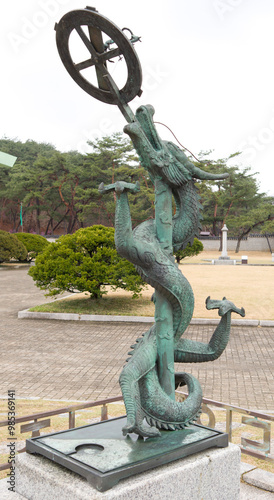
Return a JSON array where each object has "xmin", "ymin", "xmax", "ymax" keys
[{"xmin": 99, "ymin": 105, "xmax": 245, "ymax": 438}]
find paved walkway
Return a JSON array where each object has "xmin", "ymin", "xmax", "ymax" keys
[
  {"xmin": 0, "ymin": 267, "xmax": 273, "ymax": 410},
  {"xmin": 0, "ymin": 267, "xmax": 274, "ymax": 498}
]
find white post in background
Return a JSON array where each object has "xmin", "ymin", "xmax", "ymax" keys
[
  {"xmin": 213, "ymin": 223, "xmax": 236, "ymax": 265},
  {"xmin": 221, "ymin": 224, "xmax": 228, "ymax": 259}
]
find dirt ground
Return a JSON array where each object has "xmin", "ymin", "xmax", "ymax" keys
[
  {"xmin": 34, "ymin": 250, "xmax": 273, "ymax": 320},
  {"xmin": 104, "ymin": 251, "xmax": 274, "ymax": 320},
  {"xmin": 181, "ymin": 250, "xmax": 274, "ymax": 265}
]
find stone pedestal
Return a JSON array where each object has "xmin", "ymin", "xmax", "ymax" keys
[
  {"xmin": 16, "ymin": 444, "xmax": 240, "ymax": 500},
  {"xmin": 212, "ymin": 259, "xmax": 236, "ymax": 265}
]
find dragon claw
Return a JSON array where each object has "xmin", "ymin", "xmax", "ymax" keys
[
  {"xmin": 122, "ymin": 421, "xmax": 161, "ymax": 438},
  {"xmin": 206, "ymin": 296, "xmax": 245, "ymax": 317},
  {"xmin": 122, "ymin": 424, "xmax": 135, "ymax": 436}
]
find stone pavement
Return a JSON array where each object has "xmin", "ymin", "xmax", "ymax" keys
[
  {"xmin": 0, "ymin": 267, "xmax": 274, "ymax": 499},
  {"xmin": 0, "ymin": 267, "xmax": 273, "ymax": 410}
]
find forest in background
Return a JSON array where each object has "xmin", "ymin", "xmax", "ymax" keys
[{"xmin": 0, "ymin": 134, "xmax": 273, "ymax": 251}]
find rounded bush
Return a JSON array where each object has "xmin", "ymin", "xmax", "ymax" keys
[
  {"xmin": 0, "ymin": 230, "xmax": 28, "ymax": 263},
  {"xmin": 15, "ymin": 233, "xmax": 50, "ymax": 261},
  {"xmin": 174, "ymin": 238, "xmax": 204, "ymax": 263},
  {"xmin": 28, "ymin": 225, "xmax": 146, "ymax": 299}
]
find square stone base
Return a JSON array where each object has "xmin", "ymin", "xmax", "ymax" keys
[
  {"xmin": 212, "ymin": 259, "xmax": 237, "ymax": 265},
  {"xmin": 16, "ymin": 444, "xmax": 240, "ymax": 500}
]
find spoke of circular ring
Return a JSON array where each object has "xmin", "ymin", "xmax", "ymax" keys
[
  {"xmin": 74, "ymin": 25, "xmax": 109, "ymax": 90},
  {"xmin": 75, "ymin": 47, "xmax": 122, "ymax": 72},
  {"xmin": 75, "ymin": 58, "xmax": 94, "ymax": 72},
  {"xmin": 75, "ymin": 26, "xmax": 98, "ymax": 60}
]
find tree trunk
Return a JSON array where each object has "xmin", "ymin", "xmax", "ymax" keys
[
  {"xmin": 52, "ymin": 209, "xmax": 70, "ymax": 232},
  {"xmin": 0, "ymin": 199, "xmax": 7, "ymax": 227},
  {"xmin": 265, "ymin": 234, "xmax": 273, "ymax": 253},
  {"xmin": 219, "ymin": 236, "xmax": 222, "ymax": 252},
  {"xmin": 236, "ymin": 216, "xmax": 273, "ymax": 253},
  {"xmin": 212, "ymin": 218, "xmax": 218, "ymax": 237},
  {"xmin": 45, "ymin": 218, "xmax": 53, "ymax": 235},
  {"xmin": 36, "ymin": 198, "xmax": 41, "ymax": 234},
  {"xmin": 235, "ymin": 236, "xmax": 243, "ymax": 253}
]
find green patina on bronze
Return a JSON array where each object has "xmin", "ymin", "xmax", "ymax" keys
[
  {"xmin": 56, "ymin": 7, "xmax": 246, "ymax": 439},
  {"xmin": 99, "ymin": 105, "xmax": 245, "ymax": 438}
]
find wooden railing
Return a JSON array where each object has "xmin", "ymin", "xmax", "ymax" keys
[
  {"xmin": 0, "ymin": 393, "xmax": 273, "ymax": 471},
  {"xmin": 0, "ymin": 396, "xmax": 123, "ymax": 471},
  {"xmin": 177, "ymin": 392, "xmax": 274, "ymax": 463}
]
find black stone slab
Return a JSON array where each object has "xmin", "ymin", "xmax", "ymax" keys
[{"xmin": 26, "ymin": 416, "xmax": 228, "ymax": 492}]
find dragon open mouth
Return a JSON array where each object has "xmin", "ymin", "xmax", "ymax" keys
[{"xmin": 135, "ymin": 105, "xmax": 163, "ymax": 152}]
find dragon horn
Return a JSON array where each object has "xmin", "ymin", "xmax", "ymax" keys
[
  {"xmin": 163, "ymin": 142, "xmax": 229, "ymax": 181},
  {"xmin": 191, "ymin": 164, "xmax": 229, "ymax": 181}
]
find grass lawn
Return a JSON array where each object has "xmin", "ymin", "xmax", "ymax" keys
[{"xmin": 30, "ymin": 251, "xmax": 274, "ymax": 320}]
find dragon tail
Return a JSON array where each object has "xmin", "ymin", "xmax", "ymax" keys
[{"xmin": 140, "ymin": 370, "xmax": 203, "ymax": 430}]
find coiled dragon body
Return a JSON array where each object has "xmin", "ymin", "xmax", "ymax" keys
[{"xmin": 99, "ymin": 105, "xmax": 245, "ymax": 438}]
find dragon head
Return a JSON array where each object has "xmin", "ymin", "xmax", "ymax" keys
[{"xmin": 124, "ymin": 104, "xmax": 229, "ymax": 187}]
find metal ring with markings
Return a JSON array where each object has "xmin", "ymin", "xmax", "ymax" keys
[{"xmin": 55, "ymin": 8, "xmax": 142, "ymax": 105}]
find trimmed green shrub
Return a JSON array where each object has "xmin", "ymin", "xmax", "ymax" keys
[
  {"xmin": 0, "ymin": 230, "xmax": 28, "ymax": 263},
  {"xmin": 28, "ymin": 225, "xmax": 147, "ymax": 299},
  {"xmin": 15, "ymin": 233, "xmax": 50, "ymax": 261},
  {"xmin": 174, "ymin": 238, "xmax": 204, "ymax": 264}
]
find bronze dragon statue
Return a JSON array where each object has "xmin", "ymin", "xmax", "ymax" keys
[{"xmin": 99, "ymin": 104, "xmax": 245, "ymax": 438}]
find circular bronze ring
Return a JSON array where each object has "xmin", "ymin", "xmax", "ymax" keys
[{"xmin": 55, "ymin": 9, "xmax": 142, "ymax": 105}]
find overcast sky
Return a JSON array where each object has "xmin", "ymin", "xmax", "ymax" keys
[{"xmin": 1, "ymin": 0, "xmax": 274, "ymax": 195}]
